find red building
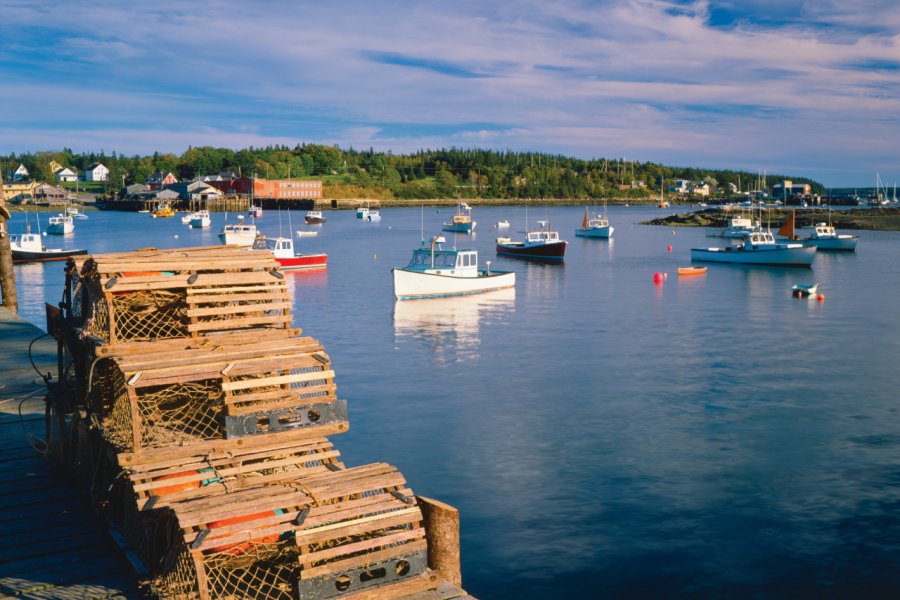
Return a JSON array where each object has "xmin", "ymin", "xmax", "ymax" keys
[{"xmin": 205, "ymin": 178, "xmax": 322, "ymax": 200}]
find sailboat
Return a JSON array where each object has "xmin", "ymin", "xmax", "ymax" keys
[
  {"xmin": 575, "ymin": 205, "xmax": 614, "ymax": 238},
  {"xmin": 777, "ymin": 210, "xmax": 798, "ymax": 240},
  {"xmin": 658, "ymin": 179, "xmax": 669, "ymax": 208}
]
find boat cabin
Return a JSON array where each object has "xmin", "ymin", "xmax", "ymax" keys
[
  {"xmin": 587, "ymin": 217, "xmax": 610, "ymax": 228},
  {"xmin": 744, "ymin": 231, "xmax": 776, "ymax": 246},
  {"xmin": 526, "ymin": 228, "xmax": 561, "ymax": 244},
  {"xmin": 406, "ymin": 247, "xmax": 480, "ymax": 278},
  {"xmin": 810, "ymin": 223, "xmax": 836, "ymax": 238},
  {"xmin": 10, "ymin": 233, "xmax": 42, "ymax": 252},
  {"xmin": 252, "ymin": 235, "xmax": 294, "ymax": 259}
]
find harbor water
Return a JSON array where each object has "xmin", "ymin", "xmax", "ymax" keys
[{"xmin": 10, "ymin": 206, "xmax": 900, "ymax": 598}]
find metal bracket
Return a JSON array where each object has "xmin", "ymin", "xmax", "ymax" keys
[
  {"xmin": 224, "ymin": 399, "xmax": 347, "ymax": 438},
  {"xmin": 295, "ymin": 550, "xmax": 427, "ymax": 599}
]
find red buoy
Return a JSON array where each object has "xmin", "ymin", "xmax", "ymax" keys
[
  {"xmin": 817, "ymin": 293, "xmax": 825, "ymax": 302},
  {"xmin": 667, "ymin": 244, "xmax": 672, "ymax": 252},
  {"xmin": 653, "ymin": 272, "xmax": 664, "ymax": 284}
]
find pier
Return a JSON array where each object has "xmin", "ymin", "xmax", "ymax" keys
[{"xmin": 0, "ymin": 306, "xmax": 141, "ymax": 598}]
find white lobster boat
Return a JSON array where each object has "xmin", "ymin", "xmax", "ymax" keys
[
  {"xmin": 691, "ymin": 231, "xmax": 817, "ymax": 266},
  {"xmin": 393, "ymin": 235, "xmax": 515, "ymax": 300}
]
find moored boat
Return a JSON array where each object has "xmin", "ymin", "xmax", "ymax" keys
[
  {"xmin": 496, "ymin": 220, "xmax": 567, "ymax": 260},
  {"xmin": 356, "ymin": 207, "xmax": 369, "ymax": 219},
  {"xmin": 792, "ymin": 282, "xmax": 819, "ymax": 297},
  {"xmin": 248, "ymin": 205, "xmax": 263, "ymax": 218},
  {"xmin": 46, "ymin": 213, "xmax": 74, "ymax": 234},
  {"xmin": 496, "ymin": 220, "xmax": 510, "ymax": 229},
  {"xmin": 677, "ymin": 266, "xmax": 707, "ymax": 276},
  {"xmin": 189, "ymin": 210, "xmax": 211, "ymax": 228},
  {"xmin": 708, "ymin": 215, "xmax": 760, "ymax": 238},
  {"xmin": 251, "ymin": 235, "xmax": 327, "ymax": 271},
  {"xmin": 690, "ymin": 231, "xmax": 816, "ymax": 266},
  {"xmin": 152, "ymin": 204, "xmax": 175, "ymax": 218},
  {"xmin": 218, "ymin": 215, "xmax": 257, "ymax": 246},
  {"xmin": 304, "ymin": 210, "xmax": 326, "ymax": 224},
  {"xmin": 366, "ymin": 210, "xmax": 382, "ymax": 222},
  {"xmin": 66, "ymin": 206, "xmax": 88, "ymax": 220},
  {"xmin": 393, "ymin": 235, "xmax": 515, "ymax": 299},
  {"xmin": 575, "ymin": 207, "xmax": 614, "ymax": 239},
  {"xmin": 10, "ymin": 230, "xmax": 86, "ymax": 263},
  {"xmin": 442, "ymin": 202, "xmax": 476, "ymax": 233},
  {"xmin": 801, "ymin": 223, "xmax": 859, "ymax": 251}
]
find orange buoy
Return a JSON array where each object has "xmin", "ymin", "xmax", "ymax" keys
[
  {"xmin": 154, "ymin": 471, "xmax": 201, "ymax": 496},
  {"xmin": 817, "ymin": 293, "xmax": 825, "ymax": 302}
]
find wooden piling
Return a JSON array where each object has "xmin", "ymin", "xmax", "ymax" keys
[
  {"xmin": 417, "ymin": 496, "xmax": 462, "ymax": 588},
  {"xmin": 0, "ymin": 180, "xmax": 19, "ymax": 312}
]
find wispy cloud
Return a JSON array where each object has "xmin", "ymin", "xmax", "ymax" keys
[{"xmin": 0, "ymin": 0, "xmax": 897, "ymax": 185}]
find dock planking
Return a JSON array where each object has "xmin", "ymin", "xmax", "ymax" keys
[{"xmin": 0, "ymin": 306, "xmax": 140, "ymax": 599}]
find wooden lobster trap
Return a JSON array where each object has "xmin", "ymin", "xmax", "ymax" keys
[
  {"xmin": 70, "ymin": 246, "xmax": 291, "ymax": 345},
  {"xmin": 88, "ymin": 333, "xmax": 347, "ymax": 453},
  {"xmin": 154, "ymin": 463, "xmax": 427, "ymax": 599}
]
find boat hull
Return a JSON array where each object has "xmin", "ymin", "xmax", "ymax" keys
[
  {"xmin": 690, "ymin": 245, "xmax": 816, "ymax": 266},
  {"xmin": 496, "ymin": 241, "xmax": 566, "ymax": 260},
  {"xmin": 575, "ymin": 226, "xmax": 613, "ymax": 239},
  {"xmin": 276, "ymin": 253, "xmax": 328, "ymax": 271},
  {"xmin": 677, "ymin": 266, "xmax": 707, "ymax": 276},
  {"xmin": 12, "ymin": 248, "xmax": 87, "ymax": 263},
  {"xmin": 442, "ymin": 222, "xmax": 476, "ymax": 233},
  {"xmin": 218, "ymin": 232, "xmax": 256, "ymax": 246},
  {"xmin": 802, "ymin": 236, "xmax": 858, "ymax": 251},
  {"xmin": 393, "ymin": 268, "xmax": 516, "ymax": 300},
  {"xmin": 189, "ymin": 217, "xmax": 211, "ymax": 228},
  {"xmin": 305, "ymin": 216, "xmax": 326, "ymax": 224},
  {"xmin": 46, "ymin": 223, "xmax": 74, "ymax": 235}
]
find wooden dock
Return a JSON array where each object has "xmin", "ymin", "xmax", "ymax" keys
[{"xmin": 0, "ymin": 306, "xmax": 142, "ymax": 599}]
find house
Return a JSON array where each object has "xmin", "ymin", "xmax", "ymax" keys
[
  {"xmin": 13, "ymin": 164, "xmax": 29, "ymax": 181},
  {"xmin": 690, "ymin": 183, "xmax": 711, "ymax": 197},
  {"xmin": 84, "ymin": 163, "xmax": 109, "ymax": 182},
  {"xmin": 34, "ymin": 183, "xmax": 68, "ymax": 202},
  {"xmin": 771, "ymin": 180, "xmax": 811, "ymax": 199},
  {"xmin": 165, "ymin": 181, "xmax": 222, "ymax": 201},
  {"xmin": 669, "ymin": 179, "xmax": 690, "ymax": 194},
  {"xmin": 726, "ymin": 182, "xmax": 739, "ymax": 194},
  {"xmin": 55, "ymin": 167, "xmax": 77, "ymax": 182},
  {"xmin": 145, "ymin": 172, "xmax": 178, "ymax": 190},
  {"xmin": 136, "ymin": 188, "xmax": 180, "ymax": 202},
  {"xmin": 121, "ymin": 183, "xmax": 150, "ymax": 199},
  {"xmin": 2, "ymin": 181, "xmax": 40, "ymax": 203}
]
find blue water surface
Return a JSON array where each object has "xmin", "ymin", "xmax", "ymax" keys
[{"xmin": 10, "ymin": 206, "xmax": 900, "ymax": 598}]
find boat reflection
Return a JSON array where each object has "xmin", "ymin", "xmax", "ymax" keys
[{"xmin": 393, "ymin": 287, "xmax": 515, "ymax": 365}]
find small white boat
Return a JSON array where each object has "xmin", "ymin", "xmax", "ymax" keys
[
  {"xmin": 708, "ymin": 215, "xmax": 760, "ymax": 238},
  {"xmin": 305, "ymin": 210, "xmax": 326, "ymax": 224},
  {"xmin": 393, "ymin": 235, "xmax": 515, "ymax": 300},
  {"xmin": 218, "ymin": 215, "xmax": 257, "ymax": 246},
  {"xmin": 792, "ymin": 283, "xmax": 819, "ymax": 297},
  {"xmin": 691, "ymin": 231, "xmax": 817, "ymax": 266},
  {"xmin": 366, "ymin": 210, "xmax": 382, "ymax": 222},
  {"xmin": 46, "ymin": 213, "xmax": 74, "ymax": 235},
  {"xmin": 495, "ymin": 220, "xmax": 510, "ymax": 229},
  {"xmin": 575, "ymin": 207, "xmax": 614, "ymax": 239},
  {"xmin": 801, "ymin": 223, "xmax": 859, "ymax": 251},
  {"xmin": 189, "ymin": 210, "xmax": 211, "ymax": 228},
  {"xmin": 248, "ymin": 205, "xmax": 263, "ymax": 218},
  {"xmin": 296, "ymin": 230, "xmax": 319, "ymax": 238},
  {"xmin": 356, "ymin": 207, "xmax": 369, "ymax": 219},
  {"xmin": 65, "ymin": 206, "xmax": 88, "ymax": 220}
]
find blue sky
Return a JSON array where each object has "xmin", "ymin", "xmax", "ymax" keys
[{"xmin": 1, "ymin": 0, "xmax": 898, "ymax": 187}]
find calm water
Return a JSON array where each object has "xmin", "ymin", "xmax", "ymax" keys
[{"xmin": 10, "ymin": 207, "xmax": 900, "ymax": 598}]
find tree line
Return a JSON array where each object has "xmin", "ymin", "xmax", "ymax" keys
[{"xmin": 2, "ymin": 145, "xmax": 826, "ymax": 199}]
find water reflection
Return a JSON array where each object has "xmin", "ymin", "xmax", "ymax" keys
[{"xmin": 393, "ymin": 288, "xmax": 516, "ymax": 365}]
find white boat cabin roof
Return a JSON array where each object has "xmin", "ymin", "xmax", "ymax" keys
[
  {"xmin": 744, "ymin": 231, "xmax": 776, "ymax": 245},
  {"xmin": 527, "ymin": 226, "xmax": 561, "ymax": 243},
  {"xmin": 407, "ymin": 247, "xmax": 479, "ymax": 271}
]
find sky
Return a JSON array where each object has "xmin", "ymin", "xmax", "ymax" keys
[{"xmin": 1, "ymin": 0, "xmax": 898, "ymax": 188}]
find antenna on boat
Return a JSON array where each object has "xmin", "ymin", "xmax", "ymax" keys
[
  {"xmin": 421, "ymin": 201, "xmax": 425, "ymax": 246},
  {"xmin": 278, "ymin": 206, "xmax": 283, "ymax": 238}
]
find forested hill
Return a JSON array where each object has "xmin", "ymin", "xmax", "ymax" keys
[{"xmin": 3, "ymin": 145, "xmax": 825, "ymax": 200}]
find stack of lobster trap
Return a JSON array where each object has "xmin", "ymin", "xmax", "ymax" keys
[{"xmin": 45, "ymin": 246, "xmax": 469, "ymax": 600}]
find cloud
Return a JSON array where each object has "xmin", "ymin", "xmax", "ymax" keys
[{"xmin": 0, "ymin": 0, "xmax": 897, "ymax": 185}]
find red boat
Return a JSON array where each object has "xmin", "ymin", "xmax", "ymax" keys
[
  {"xmin": 251, "ymin": 236, "xmax": 327, "ymax": 271},
  {"xmin": 496, "ymin": 221, "xmax": 567, "ymax": 260}
]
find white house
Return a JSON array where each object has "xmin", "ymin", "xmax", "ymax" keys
[
  {"xmin": 690, "ymin": 183, "xmax": 711, "ymax": 197},
  {"xmin": 13, "ymin": 164, "xmax": 29, "ymax": 181},
  {"xmin": 669, "ymin": 179, "xmax": 690, "ymax": 194},
  {"xmin": 55, "ymin": 167, "xmax": 77, "ymax": 182},
  {"xmin": 84, "ymin": 163, "xmax": 109, "ymax": 182}
]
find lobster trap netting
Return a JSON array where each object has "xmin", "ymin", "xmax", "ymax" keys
[{"xmin": 110, "ymin": 289, "xmax": 188, "ymax": 341}]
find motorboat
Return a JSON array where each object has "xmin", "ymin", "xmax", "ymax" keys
[
  {"xmin": 305, "ymin": 210, "xmax": 326, "ymax": 224},
  {"xmin": 708, "ymin": 215, "xmax": 760, "ymax": 238},
  {"xmin": 496, "ymin": 220, "xmax": 567, "ymax": 260},
  {"xmin": 189, "ymin": 210, "xmax": 211, "ymax": 228},
  {"xmin": 296, "ymin": 231, "xmax": 319, "ymax": 238},
  {"xmin": 46, "ymin": 213, "xmax": 74, "ymax": 234},
  {"xmin": 152, "ymin": 204, "xmax": 175, "ymax": 218},
  {"xmin": 365, "ymin": 210, "xmax": 382, "ymax": 222},
  {"xmin": 218, "ymin": 215, "xmax": 257, "ymax": 246},
  {"xmin": 10, "ymin": 230, "xmax": 86, "ymax": 263},
  {"xmin": 690, "ymin": 231, "xmax": 816, "ymax": 266},
  {"xmin": 495, "ymin": 220, "xmax": 510, "ymax": 229},
  {"xmin": 65, "ymin": 206, "xmax": 88, "ymax": 220},
  {"xmin": 792, "ymin": 283, "xmax": 819, "ymax": 297},
  {"xmin": 248, "ymin": 205, "xmax": 263, "ymax": 218},
  {"xmin": 251, "ymin": 235, "xmax": 327, "ymax": 271},
  {"xmin": 575, "ymin": 207, "xmax": 614, "ymax": 239},
  {"xmin": 393, "ymin": 235, "xmax": 515, "ymax": 299},
  {"xmin": 442, "ymin": 202, "xmax": 476, "ymax": 233},
  {"xmin": 800, "ymin": 223, "xmax": 858, "ymax": 251},
  {"xmin": 356, "ymin": 207, "xmax": 369, "ymax": 219}
]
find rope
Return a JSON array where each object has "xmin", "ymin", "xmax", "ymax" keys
[{"xmin": 28, "ymin": 332, "xmax": 52, "ymax": 383}]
